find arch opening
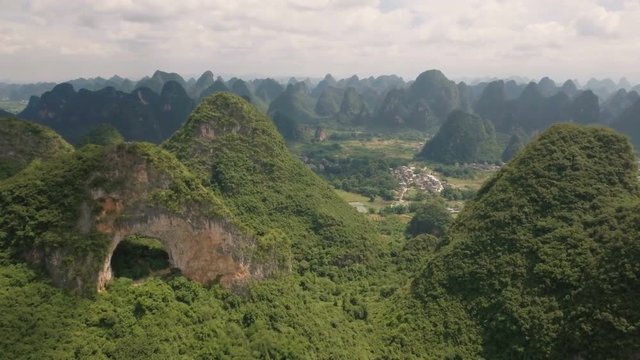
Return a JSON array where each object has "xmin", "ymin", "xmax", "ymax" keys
[{"xmin": 110, "ymin": 235, "xmax": 171, "ymax": 280}]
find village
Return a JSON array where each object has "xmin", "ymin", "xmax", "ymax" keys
[{"xmin": 392, "ymin": 165, "xmax": 444, "ymax": 200}]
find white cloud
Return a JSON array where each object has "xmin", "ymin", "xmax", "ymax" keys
[
  {"xmin": 575, "ymin": 6, "xmax": 621, "ymax": 37},
  {"xmin": 0, "ymin": 0, "xmax": 640, "ymax": 83}
]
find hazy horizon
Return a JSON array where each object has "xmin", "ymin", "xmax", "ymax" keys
[
  {"xmin": 0, "ymin": 69, "xmax": 630, "ymax": 89},
  {"xmin": 1, "ymin": 0, "xmax": 640, "ymax": 83}
]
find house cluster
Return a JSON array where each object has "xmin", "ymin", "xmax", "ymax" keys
[{"xmin": 392, "ymin": 165, "xmax": 444, "ymax": 198}]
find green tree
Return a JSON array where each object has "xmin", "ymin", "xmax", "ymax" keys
[
  {"xmin": 406, "ymin": 199, "xmax": 452, "ymax": 237},
  {"xmin": 419, "ymin": 110, "xmax": 502, "ymax": 164}
]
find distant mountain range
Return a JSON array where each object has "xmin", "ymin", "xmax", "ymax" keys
[
  {"xmin": 17, "ymin": 81, "xmax": 195, "ymax": 144},
  {"xmin": 4, "ymin": 69, "xmax": 640, "ymax": 151}
]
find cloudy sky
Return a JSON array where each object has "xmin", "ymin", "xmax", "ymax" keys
[{"xmin": 1, "ymin": 0, "xmax": 639, "ymax": 83}]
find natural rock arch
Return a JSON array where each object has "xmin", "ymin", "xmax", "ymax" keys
[
  {"xmin": 97, "ymin": 210, "xmax": 253, "ymax": 292},
  {"xmin": 13, "ymin": 143, "xmax": 268, "ymax": 296}
]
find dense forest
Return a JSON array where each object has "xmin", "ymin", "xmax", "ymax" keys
[{"xmin": 1, "ymin": 68, "xmax": 640, "ymax": 359}]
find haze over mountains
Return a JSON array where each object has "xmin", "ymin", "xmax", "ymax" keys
[
  {"xmin": 3, "ymin": 0, "xmax": 640, "ymax": 357},
  {"xmin": 5, "ymin": 68, "xmax": 640, "ymax": 155},
  {"xmin": 2, "ymin": 91, "xmax": 639, "ymax": 359}
]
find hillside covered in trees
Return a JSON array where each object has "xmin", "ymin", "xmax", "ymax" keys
[
  {"xmin": 5, "ymin": 68, "xmax": 640, "ymax": 163},
  {"xmin": 414, "ymin": 124, "xmax": 640, "ymax": 358},
  {"xmin": 2, "ymin": 85, "xmax": 640, "ymax": 358}
]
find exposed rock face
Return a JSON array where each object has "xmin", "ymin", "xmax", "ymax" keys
[
  {"xmin": 97, "ymin": 214, "xmax": 255, "ymax": 292},
  {"xmin": 0, "ymin": 142, "xmax": 273, "ymax": 296},
  {"xmin": 164, "ymin": 93, "xmax": 378, "ymax": 268},
  {"xmin": 84, "ymin": 146, "xmax": 264, "ymax": 293}
]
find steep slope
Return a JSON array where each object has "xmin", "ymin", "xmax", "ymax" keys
[
  {"xmin": 158, "ymin": 81, "xmax": 196, "ymax": 139},
  {"xmin": 375, "ymin": 69, "xmax": 461, "ymax": 130},
  {"xmin": 76, "ymin": 124, "xmax": 124, "ymax": 146},
  {"xmin": 0, "ymin": 142, "xmax": 276, "ymax": 296},
  {"xmin": 537, "ymin": 77, "xmax": 558, "ymax": 97},
  {"xmin": 601, "ymin": 89, "xmax": 639, "ymax": 124},
  {"xmin": 570, "ymin": 90, "xmax": 600, "ymax": 124},
  {"xmin": 336, "ymin": 87, "xmax": 369, "ymax": 125},
  {"xmin": 475, "ymin": 81, "xmax": 596, "ymax": 134},
  {"xmin": 314, "ymin": 86, "xmax": 343, "ymax": 116},
  {"xmin": 560, "ymin": 79, "xmax": 579, "ymax": 98},
  {"xmin": 230, "ymin": 79, "xmax": 253, "ymax": 101},
  {"xmin": 586, "ymin": 78, "xmax": 618, "ymax": 99},
  {"xmin": 311, "ymin": 73, "xmax": 338, "ymax": 98},
  {"xmin": 612, "ymin": 98, "xmax": 640, "ymax": 150},
  {"xmin": 18, "ymin": 83, "xmax": 193, "ymax": 144},
  {"xmin": 414, "ymin": 124, "xmax": 640, "ymax": 358},
  {"xmin": 254, "ymin": 78, "xmax": 284, "ymax": 104},
  {"xmin": 164, "ymin": 93, "xmax": 378, "ymax": 267},
  {"xmin": 191, "ymin": 70, "xmax": 215, "ymax": 98},
  {"xmin": 474, "ymin": 80, "xmax": 508, "ymax": 125},
  {"xmin": 199, "ymin": 78, "xmax": 230, "ymax": 102},
  {"xmin": 267, "ymin": 82, "xmax": 317, "ymax": 125},
  {"xmin": 409, "ymin": 70, "xmax": 461, "ymax": 121},
  {"xmin": 501, "ymin": 132, "xmax": 526, "ymax": 162},
  {"xmin": 419, "ymin": 110, "xmax": 501, "ymax": 164},
  {"xmin": 0, "ymin": 117, "xmax": 73, "ymax": 179},
  {"xmin": 136, "ymin": 70, "xmax": 187, "ymax": 94},
  {"xmin": 271, "ymin": 111, "xmax": 303, "ymax": 141}
]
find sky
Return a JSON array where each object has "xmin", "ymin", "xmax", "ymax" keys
[{"xmin": 1, "ymin": 0, "xmax": 639, "ymax": 84}]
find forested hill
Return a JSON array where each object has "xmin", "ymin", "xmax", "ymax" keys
[
  {"xmin": 0, "ymin": 116, "xmax": 73, "ymax": 179},
  {"xmin": 414, "ymin": 124, "xmax": 640, "ymax": 358},
  {"xmin": 7, "ymin": 69, "xmax": 640, "ymax": 151},
  {"xmin": 163, "ymin": 93, "xmax": 380, "ymax": 267},
  {"xmin": 1, "ymin": 96, "xmax": 639, "ymax": 358}
]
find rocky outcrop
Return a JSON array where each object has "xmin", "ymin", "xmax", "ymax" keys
[
  {"xmin": 0, "ymin": 142, "xmax": 281, "ymax": 296},
  {"xmin": 96, "ymin": 213, "xmax": 257, "ymax": 292},
  {"xmin": 164, "ymin": 93, "xmax": 379, "ymax": 268}
]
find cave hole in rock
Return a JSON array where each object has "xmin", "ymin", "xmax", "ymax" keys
[{"xmin": 111, "ymin": 235, "xmax": 171, "ymax": 280}]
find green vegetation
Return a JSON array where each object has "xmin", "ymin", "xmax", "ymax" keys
[
  {"xmin": 0, "ymin": 142, "xmax": 236, "ymax": 295},
  {"xmin": 0, "ymin": 100, "xmax": 27, "ymax": 113},
  {"xmin": 164, "ymin": 93, "xmax": 381, "ymax": 270},
  {"xmin": 4, "ymin": 74, "xmax": 640, "ymax": 359},
  {"xmin": 374, "ymin": 69, "xmax": 467, "ymax": 131},
  {"xmin": 272, "ymin": 111, "xmax": 303, "ymax": 141},
  {"xmin": 18, "ymin": 82, "xmax": 194, "ymax": 144},
  {"xmin": 314, "ymin": 87, "xmax": 342, "ymax": 116},
  {"xmin": 336, "ymin": 87, "xmax": 369, "ymax": 125},
  {"xmin": 406, "ymin": 199, "xmax": 452, "ymax": 238},
  {"xmin": 613, "ymin": 99, "xmax": 640, "ymax": 150},
  {"xmin": 0, "ymin": 117, "xmax": 74, "ymax": 179},
  {"xmin": 0, "ymin": 237, "xmax": 476, "ymax": 360},
  {"xmin": 0, "ymin": 145, "xmax": 114, "ymax": 294},
  {"xmin": 291, "ymin": 135, "xmax": 425, "ymax": 200},
  {"xmin": 110, "ymin": 236, "xmax": 169, "ymax": 279},
  {"xmin": 77, "ymin": 123, "xmax": 125, "ymax": 146},
  {"xmin": 267, "ymin": 82, "xmax": 317, "ymax": 125},
  {"xmin": 414, "ymin": 124, "xmax": 640, "ymax": 358},
  {"xmin": 501, "ymin": 132, "xmax": 526, "ymax": 162},
  {"xmin": 319, "ymin": 155, "xmax": 400, "ymax": 200},
  {"xmin": 440, "ymin": 185, "xmax": 476, "ymax": 201},
  {"xmin": 419, "ymin": 110, "xmax": 502, "ymax": 164}
]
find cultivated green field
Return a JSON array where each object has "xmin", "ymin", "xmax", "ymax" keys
[{"xmin": 0, "ymin": 100, "xmax": 27, "ymax": 114}]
